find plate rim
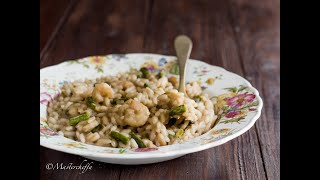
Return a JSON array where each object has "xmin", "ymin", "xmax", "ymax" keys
[{"xmin": 40, "ymin": 53, "xmax": 263, "ymax": 159}]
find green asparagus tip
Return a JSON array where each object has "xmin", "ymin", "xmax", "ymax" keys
[
  {"xmin": 129, "ymin": 132, "xmax": 146, "ymax": 148},
  {"xmin": 140, "ymin": 67, "xmax": 150, "ymax": 78},
  {"xmin": 111, "ymin": 131, "xmax": 129, "ymax": 144}
]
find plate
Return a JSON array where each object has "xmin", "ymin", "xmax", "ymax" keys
[{"xmin": 40, "ymin": 53, "xmax": 263, "ymax": 165}]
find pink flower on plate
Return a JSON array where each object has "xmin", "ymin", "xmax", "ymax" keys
[
  {"xmin": 227, "ymin": 94, "xmax": 256, "ymax": 107},
  {"xmin": 225, "ymin": 111, "xmax": 241, "ymax": 118},
  {"xmin": 40, "ymin": 127, "xmax": 58, "ymax": 136},
  {"xmin": 142, "ymin": 62, "xmax": 159, "ymax": 71},
  {"xmin": 40, "ymin": 92, "xmax": 52, "ymax": 106},
  {"xmin": 134, "ymin": 148, "xmax": 158, "ymax": 152}
]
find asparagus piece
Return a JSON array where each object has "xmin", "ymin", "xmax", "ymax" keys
[
  {"xmin": 129, "ymin": 132, "xmax": 146, "ymax": 148},
  {"xmin": 168, "ymin": 134, "xmax": 175, "ymax": 139},
  {"xmin": 176, "ymin": 129, "xmax": 184, "ymax": 138},
  {"xmin": 169, "ymin": 105, "xmax": 187, "ymax": 116},
  {"xmin": 169, "ymin": 63, "xmax": 179, "ymax": 75},
  {"xmin": 91, "ymin": 124, "xmax": 102, "ymax": 133},
  {"xmin": 140, "ymin": 67, "xmax": 150, "ymax": 78},
  {"xmin": 111, "ymin": 97, "xmax": 129, "ymax": 105},
  {"xmin": 156, "ymin": 70, "xmax": 165, "ymax": 79},
  {"xmin": 111, "ymin": 131, "xmax": 129, "ymax": 144},
  {"xmin": 69, "ymin": 112, "xmax": 90, "ymax": 126},
  {"xmin": 86, "ymin": 97, "xmax": 96, "ymax": 109}
]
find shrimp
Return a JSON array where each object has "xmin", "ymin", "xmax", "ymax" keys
[
  {"xmin": 123, "ymin": 100, "xmax": 150, "ymax": 127},
  {"xmin": 167, "ymin": 91, "xmax": 184, "ymax": 106},
  {"xmin": 122, "ymin": 81, "xmax": 134, "ymax": 90},
  {"xmin": 92, "ymin": 83, "xmax": 114, "ymax": 102}
]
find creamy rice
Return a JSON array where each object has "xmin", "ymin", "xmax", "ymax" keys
[{"xmin": 47, "ymin": 68, "xmax": 217, "ymax": 149}]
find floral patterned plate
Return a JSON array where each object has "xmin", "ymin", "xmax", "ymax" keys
[{"xmin": 40, "ymin": 53, "xmax": 263, "ymax": 165}]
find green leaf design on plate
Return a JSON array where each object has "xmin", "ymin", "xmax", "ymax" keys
[
  {"xmin": 144, "ymin": 56, "xmax": 153, "ymax": 61},
  {"xmin": 106, "ymin": 55, "xmax": 112, "ymax": 60},
  {"xmin": 220, "ymin": 117, "xmax": 245, "ymax": 124},
  {"xmin": 214, "ymin": 74, "xmax": 223, "ymax": 80},
  {"xmin": 119, "ymin": 148, "xmax": 126, "ymax": 154},
  {"xmin": 67, "ymin": 60, "xmax": 80, "ymax": 65},
  {"xmin": 210, "ymin": 96, "xmax": 218, "ymax": 100},
  {"xmin": 40, "ymin": 134, "xmax": 50, "ymax": 138},
  {"xmin": 224, "ymin": 87, "xmax": 238, "ymax": 93},
  {"xmin": 238, "ymin": 85, "xmax": 248, "ymax": 92},
  {"xmin": 221, "ymin": 106, "xmax": 229, "ymax": 112},
  {"xmin": 241, "ymin": 101, "xmax": 259, "ymax": 109},
  {"xmin": 224, "ymin": 85, "xmax": 247, "ymax": 93},
  {"xmin": 83, "ymin": 63, "xmax": 89, "ymax": 68},
  {"xmin": 95, "ymin": 66, "xmax": 104, "ymax": 73}
]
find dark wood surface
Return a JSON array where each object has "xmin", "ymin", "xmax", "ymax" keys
[
  {"xmin": 40, "ymin": 0, "xmax": 280, "ymax": 179},
  {"xmin": 40, "ymin": 0, "xmax": 74, "ymax": 51}
]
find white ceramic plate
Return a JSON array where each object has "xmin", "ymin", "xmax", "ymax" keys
[{"xmin": 40, "ymin": 53, "xmax": 263, "ymax": 165}]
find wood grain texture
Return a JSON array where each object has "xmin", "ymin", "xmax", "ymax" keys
[
  {"xmin": 40, "ymin": 0, "xmax": 150, "ymax": 68},
  {"xmin": 40, "ymin": 0, "xmax": 280, "ymax": 179},
  {"xmin": 40, "ymin": 0, "xmax": 73, "ymax": 51},
  {"xmin": 228, "ymin": 0, "xmax": 280, "ymax": 179}
]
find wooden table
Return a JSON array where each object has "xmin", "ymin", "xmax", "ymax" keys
[{"xmin": 40, "ymin": 0, "xmax": 279, "ymax": 179}]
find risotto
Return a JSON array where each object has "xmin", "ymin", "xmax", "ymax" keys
[{"xmin": 47, "ymin": 68, "xmax": 217, "ymax": 149}]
